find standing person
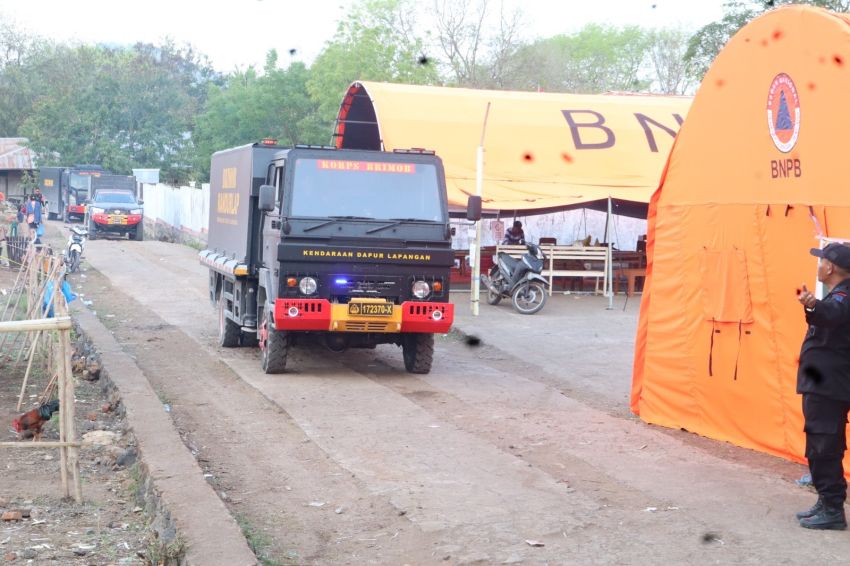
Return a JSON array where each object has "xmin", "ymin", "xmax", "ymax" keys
[
  {"xmin": 25, "ymin": 194, "xmax": 42, "ymax": 240},
  {"xmin": 502, "ymin": 220, "xmax": 525, "ymax": 245},
  {"xmin": 796, "ymin": 242, "xmax": 850, "ymax": 530}
]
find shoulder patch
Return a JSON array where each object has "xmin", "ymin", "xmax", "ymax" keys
[{"xmin": 834, "ymin": 292, "xmax": 847, "ymax": 303}]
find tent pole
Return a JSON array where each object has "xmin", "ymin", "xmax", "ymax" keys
[
  {"xmin": 606, "ymin": 197, "xmax": 613, "ymax": 310},
  {"xmin": 471, "ymin": 102, "xmax": 491, "ymax": 317}
]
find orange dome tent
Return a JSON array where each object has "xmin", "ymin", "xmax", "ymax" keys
[{"xmin": 632, "ymin": 5, "xmax": 850, "ymax": 469}]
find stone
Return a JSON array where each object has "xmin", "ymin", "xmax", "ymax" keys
[
  {"xmin": 1, "ymin": 511, "xmax": 22, "ymax": 521},
  {"xmin": 82, "ymin": 430, "xmax": 118, "ymax": 446}
]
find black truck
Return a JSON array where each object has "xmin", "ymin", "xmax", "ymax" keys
[{"xmin": 200, "ymin": 141, "xmax": 478, "ymax": 374}]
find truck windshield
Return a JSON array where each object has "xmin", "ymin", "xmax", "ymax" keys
[
  {"xmin": 94, "ymin": 191, "xmax": 136, "ymax": 204},
  {"xmin": 290, "ymin": 158, "xmax": 445, "ymax": 221}
]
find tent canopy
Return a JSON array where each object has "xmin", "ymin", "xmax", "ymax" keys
[
  {"xmin": 632, "ymin": 5, "xmax": 850, "ymax": 468},
  {"xmin": 334, "ymin": 82, "xmax": 691, "ymax": 218}
]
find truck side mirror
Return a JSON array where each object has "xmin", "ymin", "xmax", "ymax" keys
[
  {"xmin": 258, "ymin": 184, "xmax": 275, "ymax": 211},
  {"xmin": 466, "ymin": 195, "xmax": 482, "ymax": 221}
]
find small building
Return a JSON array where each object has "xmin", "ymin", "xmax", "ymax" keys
[{"xmin": 0, "ymin": 138, "xmax": 37, "ymax": 203}]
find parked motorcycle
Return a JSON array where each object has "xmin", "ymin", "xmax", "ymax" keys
[
  {"xmin": 481, "ymin": 243, "xmax": 549, "ymax": 314},
  {"xmin": 63, "ymin": 225, "xmax": 87, "ymax": 273}
]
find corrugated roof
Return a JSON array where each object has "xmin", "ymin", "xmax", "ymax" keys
[{"xmin": 0, "ymin": 138, "xmax": 36, "ymax": 170}]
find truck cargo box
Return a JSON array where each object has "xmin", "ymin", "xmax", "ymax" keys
[
  {"xmin": 206, "ymin": 142, "xmax": 283, "ymax": 268},
  {"xmin": 38, "ymin": 167, "xmax": 64, "ymax": 219}
]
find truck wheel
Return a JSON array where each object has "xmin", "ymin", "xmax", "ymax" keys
[
  {"xmin": 261, "ymin": 309, "xmax": 289, "ymax": 374},
  {"xmin": 133, "ymin": 222, "xmax": 144, "ymax": 241},
  {"xmin": 241, "ymin": 331, "xmax": 259, "ymax": 348},
  {"xmin": 402, "ymin": 333, "xmax": 434, "ymax": 374},
  {"xmin": 218, "ymin": 295, "xmax": 241, "ymax": 347},
  {"xmin": 87, "ymin": 220, "xmax": 97, "ymax": 240}
]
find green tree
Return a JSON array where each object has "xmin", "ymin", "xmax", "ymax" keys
[
  {"xmin": 307, "ymin": 0, "xmax": 439, "ymax": 125},
  {"xmin": 505, "ymin": 24, "xmax": 652, "ymax": 93},
  {"xmin": 193, "ymin": 51, "xmax": 324, "ymax": 180},
  {"xmin": 18, "ymin": 41, "xmax": 217, "ymax": 183},
  {"xmin": 685, "ymin": 1, "xmax": 850, "ymax": 81},
  {"xmin": 430, "ymin": 0, "xmax": 526, "ymax": 88},
  {"xmin": 647, "ymin": 28, "xmax": 694, "ymax": 95}
]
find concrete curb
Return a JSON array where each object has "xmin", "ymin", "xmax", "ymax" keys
[{"xmin": 72, "ymin": 305, "xmax": 258, "ymax": 566}]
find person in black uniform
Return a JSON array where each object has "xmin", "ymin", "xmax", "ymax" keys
[{"xmin": 796, "ymin": 242, "xmax": 850, "ymax": 530}]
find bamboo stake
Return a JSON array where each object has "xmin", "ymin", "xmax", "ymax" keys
[
  {"xmin": 59, "ymin": 296, "xmax": 81, "ymax": 503},
  {"xmin": 0, "ymin": 248, "xmax": 34, "ymax": 349},
  {"xmin": 40, "ymin": 373, "xmax": 58, "ymax": 405},
  {"xmin": 0, "ymin": 245, "xmax": 32, "ymax": 319},
  {"xmin": 0, "ymin": 442, "xmax": 81, "ymax": 448},
  {"xmin": 57, "ymin": 294, "xmax": 69, "ymax": 499},
  {"xmin": 0, "ymin": 317, "xmax": 72, "ymax": 332},
  {"xmin": 16, "ymin": 331, "xmax": 41, "ymax": 411},
  {"xmin": 14, "ymin": 260, "xmax": 64, "ymax": 359}
]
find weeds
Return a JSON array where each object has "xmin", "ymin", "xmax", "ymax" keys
[{"xmin": 236, "ymin": 515, "xmax": 284, "ymax": 566}]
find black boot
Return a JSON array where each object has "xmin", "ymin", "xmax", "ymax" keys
[
  {"xmin": 799, "ymin": 504, "xmax": 847, "ymax": 530},
  {"xmin": 796, "ymin": 497, "xmax": 824, "ymax": 520}
]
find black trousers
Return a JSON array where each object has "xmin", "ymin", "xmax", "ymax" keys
[{"xmin": 803, "ymin": 393, "xmax": 850, "ymax": 508}]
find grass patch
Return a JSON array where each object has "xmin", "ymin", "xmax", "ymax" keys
[
  {"xmin": 145, "ymin": 534, "xmax": 187, "ymax": 565},
  {"xmin": 236, "ymin": 515, "xmax": 285, "ymax": 566}
]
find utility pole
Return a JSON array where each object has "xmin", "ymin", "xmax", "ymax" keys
[{"xmin": 471, "ymin": 102, "xmax": 491, "ymax": 316}]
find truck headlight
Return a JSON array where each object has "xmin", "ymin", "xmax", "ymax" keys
[
  {"xmin": 299, "ymin": 277, "xmax": 317, "ymax": 295},
  {"xmin": 130, "ymin": 208, "xmax": 143, "ymax": 215},
  {"xmin": 89, "ymin": 207, "xmax": 105, "ymax": 214},
  {"xmin": 412, "ymin": 280, "xmax": 430, "ymax": 299}
]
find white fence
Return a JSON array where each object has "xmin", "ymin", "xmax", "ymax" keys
[{"xmin": 140, "ymin": 183, "xmax": 209, "ymax": 245}]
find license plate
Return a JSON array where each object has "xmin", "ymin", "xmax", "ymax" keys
[
  {"xmin": 348, "ymin": 303, "xmax": 393, "ymax": 316},
  {"xmin": 107, "ymin": 215, "xmax": 127, "ymax": 225}
]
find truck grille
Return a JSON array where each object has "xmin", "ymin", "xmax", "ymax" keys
[{"xmin": 335, "ymin": 277, "xmax": 400, "ymax": 296}]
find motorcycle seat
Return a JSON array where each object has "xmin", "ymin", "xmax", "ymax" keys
[{"xmin": 497, "ymin": 252, "xmax": 520, "ymax": 270}]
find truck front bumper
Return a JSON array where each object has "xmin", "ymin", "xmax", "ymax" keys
[{"xmin": 273, "ymin": 299, "xmax": 453, "ymax": 334}]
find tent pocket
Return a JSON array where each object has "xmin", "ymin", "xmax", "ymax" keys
[{"xmin": 700, "ymin": 249, "xmax": 753, "ymax": 379}]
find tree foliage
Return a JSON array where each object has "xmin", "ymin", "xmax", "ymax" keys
[
  {"xmin": 505, "ymin": 24, "xmax": 652, "ymax": 94},
  {"xmin": 193, "ymin": 52, "xmax": 324, "ymax": 180},
  {"xmin": 16, "ymin": 40, "xmax": 217, "ymax": 183},
  {"xmin": 685, "ymin": 0, "xmax": 850, "ymax": 80},
  {"xmin": 307, "ymin": 0, "xmax": 438, "ymax": 124}
]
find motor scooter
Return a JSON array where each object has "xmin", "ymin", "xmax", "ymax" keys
[
  {"xmin": 63, "ymin": 225, "xmax": 87, "ymax": 273},
  {"xmin": 481, "ymin": 243, "xmax": 549, "ymax": 314}
]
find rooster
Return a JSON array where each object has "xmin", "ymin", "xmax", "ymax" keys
[{"xmin": 12, "ymin": 399, "xmax": 60, "ymax": 441}]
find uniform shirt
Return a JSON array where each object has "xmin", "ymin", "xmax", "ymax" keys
[{"xmin": 797, "ymin": 278, "xmax": 850, "ymax": 400}]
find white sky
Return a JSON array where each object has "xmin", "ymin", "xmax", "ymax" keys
[{"xmin": 0, "ymin": 0, "xmax": 727, "ymax": 72}]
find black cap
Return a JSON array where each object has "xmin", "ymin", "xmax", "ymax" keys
[{"xmin": 811, "ymin": 243, "xmax": 850, "ymax": 270}]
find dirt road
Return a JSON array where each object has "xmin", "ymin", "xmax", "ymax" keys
[{"xmin": 71, "ymin": 235, "xmax": 850, "ymax": 564}]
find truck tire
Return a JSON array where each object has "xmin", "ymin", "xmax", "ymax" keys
[
  {"xmin": 218, "ymin": 295, "xmax": 241, "ymax": 347},
  {"xmin": 402, "ymin": 333, "xmax": 434, "ymax": 374},
  {"xmin": 261, "ymin": 309, "xmax": 289, "ymax": 374},
  {"xmin": 131, "ymin": 222, "xmax": 144, "ymax": 241},
  {"xmin": 241, "ymin": 330, "xmax": 259, "ymax": 348},
  {"xmin": 87, "ymin": 219, "xmax": 97, "ymax": 240}
]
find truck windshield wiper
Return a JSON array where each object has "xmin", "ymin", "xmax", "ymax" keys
[
  {"xmin": 303, "ymin": 216, "xmax": 375, "ymax": 232},
  {"xmin": 365, "ymin": 218, "xmax": 428, "ymax": 234}
]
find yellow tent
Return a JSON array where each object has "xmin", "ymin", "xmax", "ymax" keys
[
  {"xmin": 632, "ymin": 5, "xmax": 850, "ymax": 469},
  {"xmin": 334, "ymin": 81, "xmax": 691, "ymax": 216}
]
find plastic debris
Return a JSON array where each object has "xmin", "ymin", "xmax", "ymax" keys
[
  {"xmin": 796, "ymin": 473, "xmax": 813, "ymax": 487},
  {"xmin": 525, "ymin": 540, "xmax": 545, "ymax": 547}
]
